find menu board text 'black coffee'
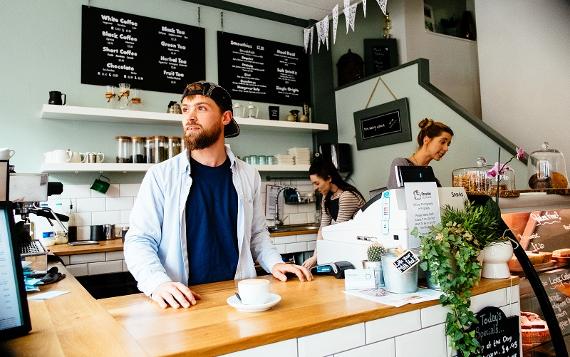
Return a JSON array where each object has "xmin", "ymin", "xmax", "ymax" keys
[
  {"xmin": 81, "ymin": 6, "xmax": 205, "ymax": 93},
  {"xmin": 217, "ymin": 32, "xmax": 308, "ymax": 106}
]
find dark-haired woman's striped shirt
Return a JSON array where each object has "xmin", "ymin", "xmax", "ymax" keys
[{"xmin": 320, "ymin": 190, "xmax": 366, "ymax": 228}]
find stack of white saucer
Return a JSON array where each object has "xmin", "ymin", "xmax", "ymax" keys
[
  {"xmin": 288, "ymin": 147, "xmax": 311, "ymax": 165},
  {"xmin": 274, "ymin": 154, "xmax": 295, "ymax": 165}
]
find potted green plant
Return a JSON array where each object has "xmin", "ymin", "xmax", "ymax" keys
[
  {"xmin": 362, "ymin": 242, "xmax": 386, "ymax": 288},
  {"xmin": 443, "ymin": 198, "xmax": 512, "ymax": 279},
  {"xmin": 415, "ymin": 198, "xmax": 504, "ymax": 356},
  {"xmin": 418, "ymin": 222, "xmax": 481, "ymax": 356}
]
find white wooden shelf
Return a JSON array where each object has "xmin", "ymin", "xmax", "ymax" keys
[
  {"xmin": 41, "ymin": 162, "xmax": 310, "ymax": 173},
  {"xmin": 41, "ymin": 105, "xmax": 329, "ymax": 132}
]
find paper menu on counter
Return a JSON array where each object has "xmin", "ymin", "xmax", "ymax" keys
[{"xmin": 344, "ymin": 287, "xmax": 442, "ymax": 307}]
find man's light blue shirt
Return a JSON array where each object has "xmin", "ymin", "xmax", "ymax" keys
[{"xmin": 124, "ymin": 145, "xmax": 283, "ymax": 296}]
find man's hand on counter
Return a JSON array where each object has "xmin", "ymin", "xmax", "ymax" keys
[
  {"xmin": 271, "ymin": 263, "xmax": 313, "ymax": 282},
  {"xmin": 151, "ymin": 282, "xmax": 202, "ymax": 309}
]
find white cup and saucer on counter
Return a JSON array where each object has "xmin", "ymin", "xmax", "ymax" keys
[{"xmin": 226, "ymin": 278, "xmax": 281, "ymax": 312}]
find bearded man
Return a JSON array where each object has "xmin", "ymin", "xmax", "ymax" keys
[{"xmin": 124, "ymin": 81, "xmax": 312, "ymax": 309}]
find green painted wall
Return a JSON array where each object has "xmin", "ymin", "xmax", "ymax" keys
[
  {"xmin": 335, "ymin": 62, "xmax": 526, "ymax": 196},
  {"xmin": 0, "ymin": 0, "xmax": 313, "ymax": 183}
]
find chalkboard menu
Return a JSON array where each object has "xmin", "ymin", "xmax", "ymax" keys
[
  {"xmin": 539, "ymin": 268, "xmax": 570, "ymax": 336},
  {"xmin": 81, "ymin": 6, "xmax": 205, "ymax": 93},
  {"xmin": 353, "ymin": 98, "xmax": 411, "ymax": 150},
  {"xmin": 217, "ymin": 32, "xmax": 308, "ymax": 106},
  {"xmin": 364, "ymin": 39, "xmax": 398, "ymax": 76},
  {"xmin": 503, "ymin": 209, "xmax": 570, "ymax": 252},
  {"xmin": 474, "ymin": 306, "xmax": 520, "ymax": 357}
]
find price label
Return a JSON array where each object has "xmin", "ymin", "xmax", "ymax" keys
[{"xmin": 392, "ymin": 250, "xmax": 420, "ymax": 274}]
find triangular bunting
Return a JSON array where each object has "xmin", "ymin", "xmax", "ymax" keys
[
  {"xmin": 303, "ymin": 26, "xmax": 313, "ymax": 54},
  {"xmin": 376, "ymin": 0, "xmax": 388, "ymax": 16},
  {"xmin": 344, "ymin": 1, "xmax": 358, "ymax": 34},
  {"xmin": 362, "ymin": 0, "xmax": 367, "ymax": 17},
  {"xmin": 332, "ymin": 5, "xmax": 339, "ymax": 45},
  {"xmin": 315, "ymin": 15, "xmax": 330, "ymax": 52}
]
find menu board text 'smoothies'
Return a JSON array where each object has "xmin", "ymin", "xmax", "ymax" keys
[{"xmin": 217, "ymin": 32, "xmax": 308, "ymax": 106}]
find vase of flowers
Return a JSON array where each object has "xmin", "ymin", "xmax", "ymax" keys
[{"xmin": 486, "ymin": 147, "xmax": 526, "ymax": 198}]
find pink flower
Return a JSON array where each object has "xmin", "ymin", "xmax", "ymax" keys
[
  {"xmin": 486, "ymin": 162, "xmax": 500, "ymax": 178},
  {"xmin": 516, "ymin": 147, "xmax": 526, "ymax": 160}
]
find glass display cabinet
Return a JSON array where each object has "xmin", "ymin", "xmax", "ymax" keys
[{"xmin": 501, "ymin": 193, "xmax": 570, "ymax": 356}]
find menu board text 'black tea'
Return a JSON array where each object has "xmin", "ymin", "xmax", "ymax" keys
[
  {"xmin": 81, "ymin": 6, "xmax": 205, "ymax": 94},
  {"xmin": 217, "ymin": 32, "xmax": 308, "ymax": 106}
]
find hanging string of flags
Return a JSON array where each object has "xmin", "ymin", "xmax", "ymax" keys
[{"xmin": 303, "ymin": 0, "xmax": 388, "ymax": 54}]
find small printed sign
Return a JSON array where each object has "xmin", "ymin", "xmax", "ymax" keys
[
  {"xmin": 392, "ymin": 250, "xmax": 420, "ymax": 274},
  {"xmin": 404, "ymin": 182, "xmax": 441, "ymax": 249}
]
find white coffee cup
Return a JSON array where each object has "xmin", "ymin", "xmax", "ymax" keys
[
  {"xmin": 237, "ymin": 279, "xmax": 271, "ymax": 305},
  {"xmin": 44, "ymin": 149, "xmax": 72, "ymax": 163},
  {"xmin": 0, "ymin": 148, "xmax": 15, "ymax": 160}
]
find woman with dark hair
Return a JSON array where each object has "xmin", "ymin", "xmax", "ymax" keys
[
  {"xmin": 302, "ymin": 157, "xmax": 366, "ymax": 269},
  {"xmin": 386, "ymin": 118, "xmax": 454, "ymax": 189}
]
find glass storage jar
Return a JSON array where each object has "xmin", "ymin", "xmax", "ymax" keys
[
  {"xmin": 115, "ymin": 136, "xmax": 132, "ymax": 163},
  {"xmin": 146, "ymin": 136, "xmax": 167, "ymax": 163},
  {"xmin": 131, "ymin": 136, "xmax": 145, "ymax": 163},
  {"xmin": 527, "ymin": 142, "xmax": 569, "ymax": 189},
  {"xmin": 167, "ymin": 136, "xmax": 182, "ymax": 159},
  {"xmin": 452, "ymin": 157, "xmax": 490, "ymax": 194}
]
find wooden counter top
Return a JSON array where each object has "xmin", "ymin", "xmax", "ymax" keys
[
  {"xmin": 4, "ymin": 263, "xmax": 147, "ymax": 356},
  {"xmin": 48, "ymin": 239, "xmax": 124, "ymax": 255},
  {"xmin": 5, "ymin": 262, "xmax": 518, "ymax": 357},
  {"xmin": 100, "ymin": 276, "xmax": 519, "ymax": 356}
]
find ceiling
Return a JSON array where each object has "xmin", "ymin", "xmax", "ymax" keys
[{"xmin": 224, "ymin": 0, "xmax": 343, "ymax": 21}]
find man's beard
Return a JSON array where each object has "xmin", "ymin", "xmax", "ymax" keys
[{"xmin": 184, "ymin": 121, "xmax": 223, "ymax": 151}]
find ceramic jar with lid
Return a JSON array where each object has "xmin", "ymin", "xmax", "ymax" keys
[{"xmin": 527, "ymin": 142, "xmax": 569, "ymax": 189}]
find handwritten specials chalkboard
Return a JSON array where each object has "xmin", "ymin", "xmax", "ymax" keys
[
  {"xmin": 81, "ymin": 6, "xmax": 205, "ymax": 93},
  {"xmin": 217, "ymin": 32, "xmax": 308, "ymax": 106},
  {"xmin": 475, "ymin": 306, "xmax": 520, "ymax": 357},
  {"xmin": 539, "ymin": 268, "xmax": 570, "ymax": 335}
]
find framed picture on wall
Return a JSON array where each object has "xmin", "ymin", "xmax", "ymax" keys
[
  {"xmin": 363, "ymin": 39, "xmax": 398, "ymax": 76},
  {"xmin": 353, "ymin": 98, "xmax": 411, "ymax": 150}
]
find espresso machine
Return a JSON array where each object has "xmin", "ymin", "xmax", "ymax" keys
[{"xmin": 7, "ymin": 166, "xmax": 67, "ymax": 272}]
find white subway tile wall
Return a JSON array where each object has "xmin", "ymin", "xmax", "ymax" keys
[{"xmin": 44, "ymin": 179, "xmax": 318, "ymax": 241}]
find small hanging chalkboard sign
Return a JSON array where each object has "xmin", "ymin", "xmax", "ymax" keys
[
  {"xmin": 392, "ymin": 250, "xmax": 420, "ymax": 273},
  {"xmin": 474, "ymin": 306, "xmax": 520, "ymax": 357}
]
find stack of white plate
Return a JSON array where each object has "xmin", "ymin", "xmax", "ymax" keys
[
  {"xmin": 274, "ymin": 154, "xmax": 295, "ymax": 165},
  {"xmin": 288, "ymin": 147, "xmax": 311, "ymax": 165}
]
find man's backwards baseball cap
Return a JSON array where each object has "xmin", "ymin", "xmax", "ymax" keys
[{"xmin": 182, "ymin": 81, "xmax": 240, "ymax": 138}]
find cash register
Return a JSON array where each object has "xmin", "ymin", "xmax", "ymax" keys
[{"xmin": 317, "ymin": 166, "xmax": 468, "ymax": 268}]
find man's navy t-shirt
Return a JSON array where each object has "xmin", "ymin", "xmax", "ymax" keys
[{"xmin": 186, "ymin": 156, "xmax": 238, "ymax": 285}]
